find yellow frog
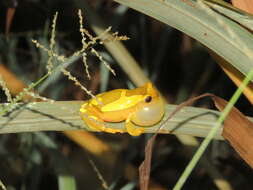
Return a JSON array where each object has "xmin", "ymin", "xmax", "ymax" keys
[{"xmin": 80, "ymin": 82, "xmax": 165, "ymax": 136}]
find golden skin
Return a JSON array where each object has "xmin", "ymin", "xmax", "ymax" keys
[{"xmin": 80, "ymin": 82, "xmax": 165, "ymax": 136}]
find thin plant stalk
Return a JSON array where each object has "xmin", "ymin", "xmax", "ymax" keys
[
  {"xmin": 173, "ymin": 68, "xmax": 253, "ymax": 190},
  {"xmin": 0, "ymin": 72, "xmax": 50, "ymax": 115},
  {"xmin": 0, "ymin": 179, "xmax": 6, "ymax": 190}
]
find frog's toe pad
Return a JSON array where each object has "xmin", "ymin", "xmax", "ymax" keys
[
  {"xmin": 101, "ymin": 127, "xmax": 125, "ymax": 134},
  {"xmin": 81, "ymin": 114, "xmax": 104, "ymax": 132},
  {"xmin": 128, "ymin": 127, "xmax": 144, "ymax": 136}
]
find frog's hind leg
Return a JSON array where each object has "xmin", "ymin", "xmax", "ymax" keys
[
  {"xmin": 80, "ymin": 106, "xmax": 124, "ymax": 134},
  {"xmin": 125, "ymin": 116, "xmax": 144, "ymax": 136}
]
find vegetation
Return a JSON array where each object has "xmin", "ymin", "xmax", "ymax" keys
[{"xmin": 0, "ymin": 0, "xmax": 253, "ymax": 189}]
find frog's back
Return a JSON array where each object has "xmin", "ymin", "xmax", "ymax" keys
[
  {"xmin": 89, "ymin": 89, "xmax": 123, "ymax": 106},
  {"xmin": 89, "ymin": 89, "xmax": 144, "ymax": 112}
]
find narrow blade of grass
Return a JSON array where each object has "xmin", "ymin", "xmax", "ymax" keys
[
  {"xmin": 113, "ymin": 0, "xmax": 253, "ymax": 81},
  {"xmin": 173, "ymin": 68, "xmax": 253, "ymax": 190},
  {"xmin": 0, "ymin": 100, "xmax": 244, "ymax": 140},
  {"xmin": 58, "ymin": 175, "xmax": 76, "ymax": 190}
]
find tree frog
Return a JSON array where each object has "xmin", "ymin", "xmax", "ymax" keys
[{"xmin": 80, "ymin": 82, "xmax": 165, "ymax": 136}]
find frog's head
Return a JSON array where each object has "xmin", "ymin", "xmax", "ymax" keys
[{"xmin": 131, "ymin": 82, "xmax": 165, "ymax": 127}]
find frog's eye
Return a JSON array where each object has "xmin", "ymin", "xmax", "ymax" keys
[
  {"xmin": 131, "ymin": 97, "xmax": 164, "ymax": 127},
  {"xmin": 145, "ymin": 96, "xmax": 152, "ymax": 103}
]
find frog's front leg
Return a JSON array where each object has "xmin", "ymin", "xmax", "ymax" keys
[
  {"xmin": 125, "ymin": 115, "xmax": 145, "ymax": 136},
  {"xmin": 80, "ymin": 104, "xmax": 124, "ymax": 134}
]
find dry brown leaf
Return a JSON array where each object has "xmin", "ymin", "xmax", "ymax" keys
[
  {"xmin": 209, "ymin": 50, "xmax": 253, "ymax": 104},
  {"xmin": 5, "ymin": 8, "xmax": 16, "ymax": 36},
  {"xmin": 5, "ymin": 0, "xmax": 18, "ymax": 36},
  {"xmin": 139, "ymin": 137, "xmax": 154, "ymax": 190},
  {"xmin": 212, "ymin": 96, "xmax": 253, "ymax": 169},
  {"xmin": 232, "ymin": 0, "xmax": 253, "ymax": 14},
  {"xmin": 0, "ymin": 64, "xmax": 30, "ymax": 99}
]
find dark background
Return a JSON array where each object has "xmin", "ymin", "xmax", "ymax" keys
[{"xmin": 0, "ymin": 0, "xmax": 252, "ymax": 189}]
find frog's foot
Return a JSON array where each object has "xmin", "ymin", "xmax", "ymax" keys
[
  {"xmin": 125, "ymin": 118, "xmax": 144, "ymax": 136},
  {"xmin": 80, "ymin": 109, "xmax": 124, "ymax": 134},
  {"xmin": 101, "ymin": 126, "xmax": 125, "ymax": 134}
]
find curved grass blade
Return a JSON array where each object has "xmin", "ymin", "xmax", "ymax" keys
[{"xmin": 113, "ymin": 0, "xmax": 253, "ymax": 82}]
